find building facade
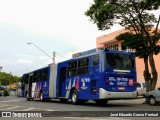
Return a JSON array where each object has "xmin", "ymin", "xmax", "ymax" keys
[{"xmin": 96, "ymin": 29, "xmax": 160, "ymax": 87}]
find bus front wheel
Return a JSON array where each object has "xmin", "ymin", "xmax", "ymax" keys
[{"xmin": 71, "ymin": 90, "xmax": 79, "ymax": 105}]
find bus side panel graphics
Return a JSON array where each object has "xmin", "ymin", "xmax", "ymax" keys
[
  {"xmin": 65, "ymin": 76, "xmax": 99, "ymax": 100},
  {"xmin": 31, "ymin": 82, "xmax": 42, "ymax": 98},
  {"xmin": 79, "ymin": 77, "xmax": 99, "ymax": 100},
  {"xmin": 42, "ymin": 81, "xmax": 50, "ymax": 98},
  {"xmin": 65, "ymin": 77, "xmax": 80, "ymax": 99},
  {"xmin": 31, "ymin": 81, "xmax": 49, "ymax": 99},
  {"xmin": 33, "ymin": 82, "xmax": 39, "ymax": 98}
]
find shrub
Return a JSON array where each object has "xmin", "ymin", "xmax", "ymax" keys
[{"xmin": 3, "ymin": 89, "xmax": 9, "ymax": 96}]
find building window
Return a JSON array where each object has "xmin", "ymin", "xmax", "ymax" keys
[
  {"xmin": 125, "ymin": 47, "xmax": 134, "ymax": 52},
  {"xmin": 107, "ymin": 44, "xmax": 118, "ymax": 50},
  {"xmin": 122, "ymin": 44, "xmax": 134, "ymax": 52}
]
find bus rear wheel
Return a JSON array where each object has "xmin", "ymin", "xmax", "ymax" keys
[{"xmin": 71, "ymin": 90, "xmax": 79, "ymax": 105}]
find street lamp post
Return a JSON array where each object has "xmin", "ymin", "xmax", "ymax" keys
[{"xmin": 27, "ymin": 43, "xmax": 55, "ymax": 64}]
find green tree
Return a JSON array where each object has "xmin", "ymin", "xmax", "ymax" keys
[
  {"xmin": 85, "ymin": 0, "xmax": 160, "ymax": 91},
  {"xmin": 0, "ymin": 72, "xmax": 21, "ymax": 85}
]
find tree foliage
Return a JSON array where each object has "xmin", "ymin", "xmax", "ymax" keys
[
  {"xmin": 0, "ymin": 72, "xmax": 21, "ymax": 85},
  {"xmin": 3, "ymin": 89, "xmax": 9, "ymax": 97},
  {"xmin": 86, "ymin": 0, "xmax": 160, "ymax": 30},
  {"xmin": 116, "ymin": 32, "xmax": 160, "ymax": 58},
  {"xmin": 85, "ymin": 0, "xmax": 160, "ymax": 91}
]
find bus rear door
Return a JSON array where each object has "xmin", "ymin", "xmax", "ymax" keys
[{"xmin": 58, "ymin": 66, "xmax": 67, "ymax": 97}]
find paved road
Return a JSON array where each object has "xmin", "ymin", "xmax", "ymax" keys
[{"xmin": 0, "ymin": 96, "xmax": 160, "ymax": 120}]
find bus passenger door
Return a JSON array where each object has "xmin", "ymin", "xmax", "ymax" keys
[
  {"xmin": 28, "ymin": 74, "xmax": 33, "ymax": 98},
  {"xmin": 58, "ymin": 67, "xmax": 67, "ymax": 97},
  {"xmin": 90, "ymin": 55, "xmax": 100, "ymax": 95}
]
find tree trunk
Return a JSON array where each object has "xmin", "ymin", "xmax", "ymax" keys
[
  {"xmin": 149, "ymin": 53, "xmax": 158, "ymax": 91},
  {"xmin": 143, "ymin": 56, "xmax": 151, "ymax": 92}
]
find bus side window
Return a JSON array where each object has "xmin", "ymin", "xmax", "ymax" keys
[
  {"xmin": 36, "ymin": 71, "xmax": 42, "ymax": 82},
  {"xmin": 92, "ymin": 55, "xmax": 99, "ymax": 66},
  {"xmin": 24, "ymin": 75, "xmax": 29, "ymax": 84},
  {"xmin": 68, "ymin": 61, "xmax": 77, "ymax": 76},
  {"xmin": 42, "ymin": 68, "xmax": 48, "ymax": 80},
  {"xmin": 78, "ymin": 58, "xmax": 89, "ymax": 75},
  {"xmin": 32, "ymin": 72, "xmax": 37, "ymax": 83}
]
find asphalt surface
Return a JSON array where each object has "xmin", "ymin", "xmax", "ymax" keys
[{"xmin": 0, "ymin": 96, "xmax": 159, "ymax": 120}]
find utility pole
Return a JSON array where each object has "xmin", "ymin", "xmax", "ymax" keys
[
  {"xmin": 53, "ymin": 51, "xmax": 56, "ymax": 64},
  {"xmin": 27, "ymin": 43, "xmax": 55, "ymax": 64}
]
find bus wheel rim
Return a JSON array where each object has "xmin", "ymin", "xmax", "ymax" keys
[
  {"xmin": 72, "ymin": 93, "xmax": 77, "ymax": 102},
  {"xmin": 40, "ymin": 93, "xmax": 43, "ymax": 100}
]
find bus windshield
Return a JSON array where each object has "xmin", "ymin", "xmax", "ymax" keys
[{"xmin": 106, "ymin": 53, "xmax": 134, "ymax": 70}]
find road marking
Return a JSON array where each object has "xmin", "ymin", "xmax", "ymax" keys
[
  {"xmin": 4, "ymin": 105, "xmax": 20, "ymax": 110},
  {"xmin": 0, "ymin": 103, "xmax": 56, "ymax": 111},
  {"xmin": 45, "ymin": 109, "xmax": 56, "ymax": 111},
  {"xmin": 21, "ymin": 107, "xmax": 35, "ymax": 111},
  {"xmin": 35, "ymin": 107, "xmax": 43, "ymax": 110},
  {"xmin": 0, "ymin": 105, "xmax": 12, "ymax": 108}
]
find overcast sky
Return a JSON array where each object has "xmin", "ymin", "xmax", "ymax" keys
[{"xmin": 0, "ymin": 0, "xmax": 159, "ymax": 76}]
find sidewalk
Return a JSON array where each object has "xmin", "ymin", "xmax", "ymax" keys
[{"xmin": 109, "ymin": 97, "xmax": 146, "ymax": 105}]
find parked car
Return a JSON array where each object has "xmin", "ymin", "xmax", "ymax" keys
[
  {"xmin": 145, "ymin": 88, "xmax": 160, "ymax": 105},
  {"xmin": 137, "ymin": 82, "xmax": 146, "ymax": 97},
  {"xmin": 0, "ymin": 86, "xmax": 4, "ymax": 96}
]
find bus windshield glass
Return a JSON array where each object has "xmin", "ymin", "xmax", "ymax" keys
[{"xmin": 106, "ymin": 53, "xmax": 134, "ymax": 70}]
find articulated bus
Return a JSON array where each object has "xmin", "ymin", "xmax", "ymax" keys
[{"xmin": 21, "ymin": 49, "xmax": 137, "ymax": 105}]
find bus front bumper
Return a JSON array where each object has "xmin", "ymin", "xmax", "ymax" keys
[{"xmin": 99, "ymin": 88, "xmax": 137, "ymax": 100}]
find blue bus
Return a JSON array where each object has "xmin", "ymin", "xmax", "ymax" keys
[{"xmin": 21, "ymin": 49, "xmax": 137, "ymax": 105}]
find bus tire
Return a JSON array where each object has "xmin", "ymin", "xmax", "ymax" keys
[
  {"xmin": 71, "ymin": 90, "xmax": 79, "ymax": 105},
  {"xmin": 40, "ymin": 92, "xmax": 44, "ymax": 102},
  {"xmin": 95, "ymin": 99, "xmax": 108, "ymax": 105}
]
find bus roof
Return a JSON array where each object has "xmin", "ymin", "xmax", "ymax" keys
[
  {"xmin": 22, "ymin": 66, "xmax": 50, "ymax": 76},
  {"xmin": 58, "ymin": 49, "xmax": 134, "ymax": 65}
]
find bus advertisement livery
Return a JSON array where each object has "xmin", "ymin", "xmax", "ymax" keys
[{"xmin": 21, "ymin": 49, "xmax": 137, "ymax": 105}]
